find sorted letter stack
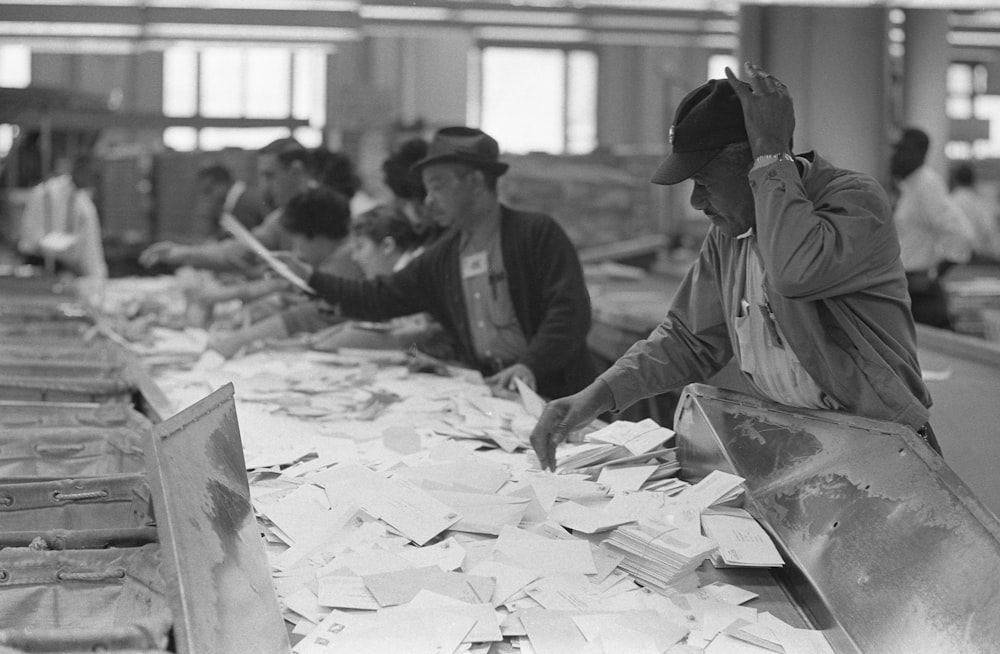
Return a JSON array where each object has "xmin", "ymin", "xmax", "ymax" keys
[{"xmin": 603, "ymin": 521, "xmax": 718, "ymax": 595}]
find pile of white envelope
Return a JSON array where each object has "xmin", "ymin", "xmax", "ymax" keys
[{"xmin": 98, "ymin": 274, "xmax": 837, "ymax": 654}]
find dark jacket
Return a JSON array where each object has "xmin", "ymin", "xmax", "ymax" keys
[{"xmin": 309, "ymin": 205, "xmax": 597, "ymax": 398}]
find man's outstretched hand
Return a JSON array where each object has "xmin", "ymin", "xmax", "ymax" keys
[{"xmin": 529, "ymin": 381, "xmax": 614, "ymax": 471}]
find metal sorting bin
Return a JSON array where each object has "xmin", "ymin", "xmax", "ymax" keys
[
  {"xmin": 0, "ymin": 277, "xmax": 287, "ymax": 653},
  {"xmin": 0, "ymin": 426, "xmax": 147, "ymax": 476},
  {"xmin": 0, "ymin": 401, "xmax": 151, "ymax": 430},
  {"xmin": 675, "ymin": 383, "xmax": 1000, "ymax": 654}
]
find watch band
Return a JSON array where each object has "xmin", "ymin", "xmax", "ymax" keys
[{"xmin": 752, "ymin": 152, "xmax": 795, "ymax": 171}]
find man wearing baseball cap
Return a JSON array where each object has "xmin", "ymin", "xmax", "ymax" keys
[
  {"xmin": 532, "ymin": 62, "xmax": 936, "ymax": 469},
  {"xmin": 285, "ymin": 126, "xmax": 596, "ymax": 400}
]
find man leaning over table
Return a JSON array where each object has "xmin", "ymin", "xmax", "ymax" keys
[
  {"xmin": 278, "ymin": 126, "xmax": 597, "ymax": 401},
  {"xmin": 530, "ymin": 62, "xmax": 936, "ymax": 471}
]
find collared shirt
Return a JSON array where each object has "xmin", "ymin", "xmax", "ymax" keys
[
  {"xmin": 459, "ymin": 232, "xmax": 527, "ymax": 371},
  {"xmin": 895, "ymin": 166, "xmax": 974, "ymax": 272}
]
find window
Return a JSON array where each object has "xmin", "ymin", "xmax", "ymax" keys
[
  {"xmin": 946, "ymin": 61, "xmax": 1000, "ymax": 160},
  {"xmin": 478, "ymin": 46, "xmax": 597, "ymax": 155},
  {"xmin": 707, "ymin": 53, "xmax": 737, "ymax": 81},
  {"xmin": 162, "ymin": 46, "xmax": 326, "ymax": 151},
  {"xmin": 0, "ymin": 45, "xmax": 31, "ymax": 88},
  {"xmin": 0, "ymin": 45, "xmax": 31, "ymax": 158}
]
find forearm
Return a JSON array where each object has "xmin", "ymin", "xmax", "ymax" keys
[
  {"xmin": 599, "ymin": 316, "xmax": 730, "ymax": 412},
  {"xmin": 175, "ymin": 240, "xmax": 253, "ymax": 272},
  {"xmin": 280, "ymin": 302, "xmax": 344, "ymax": 335},
  {"xmin": 226, "ymin": 314, "xmax": 289, "ymax": 350},
  {"xmin": 309, "ymin": 270, "xmax": 421, "ymax": 323}
]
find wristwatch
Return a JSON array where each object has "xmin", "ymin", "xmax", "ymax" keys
[{"xmin": 752, "ymin": 152, "xmax": 795, "ymax": 171}]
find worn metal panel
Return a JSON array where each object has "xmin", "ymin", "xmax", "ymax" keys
[
  {"xmin": 675, "ymin": 383, "xmax": 1000, "ymax": 654},
  {"xmin": 145, "ymin": 383, "xmax": 289, "ymax": 654}
]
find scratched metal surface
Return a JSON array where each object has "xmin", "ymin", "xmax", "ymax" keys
[
  {"xmin": 145, "ymin": 383, "xmax": 290, "ymax": 654},
  {"xmin": 676, "ymin": 383, "xmax": 1000, "ymax": 654}
]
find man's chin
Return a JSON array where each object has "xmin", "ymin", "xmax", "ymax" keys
[{"xmin": 710, "ymin": 217, "xmax": 753, "ymax": 238}]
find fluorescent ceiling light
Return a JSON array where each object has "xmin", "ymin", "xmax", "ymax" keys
[
  {"xmin": 143, "ymin": 38, "xmax": 338, "ymax": 51},
  {"xmin": 0, "ymin": 21, "xmax": 141, "ymax": 38},
  {"xmin": 458, "ymin": 10, "xmax": 579, "ymax": 27},
  {"xmin": 582, "ymin": 0, "xmax": 737, "ymax": 9},
  {"xmin": 589, "ymin": 15, "xmax": 708, "ymax": 32},
  {"xmin": 8, "ymin": 38, "xmax": 139, "ymax": 54},
  {"xmin": 0, "ymin": 0, "xmax": 356, "ymax": 6},
  {"xmin": 143, "ymin": 22, "xmax": 356, "ymax": 41},
  {"xmin": 475, "ymin": 26, "xmax": 590, "ymax": 43},
  {"xmin": 148, "ymin": 0, "xmax": 357, "ymax": 8},
  {"xmin": 359, "ymin": 5, "xmax": 451, "ymax": 21},
  {"xmin": 0, "ymin": 0, "xmax": 136, "ymax": 4}
]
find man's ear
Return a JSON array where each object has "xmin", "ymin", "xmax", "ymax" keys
[
  {"xmin": 379, "ymin": 236, "xmax": 397, "ymax": 255},
  {"xmin": 289, "ymin": 160, "xmax": 308, "ymax": 179},
  {"xmin": 467, "ymin": 167, "xmax": 487, "ymax": 190}
]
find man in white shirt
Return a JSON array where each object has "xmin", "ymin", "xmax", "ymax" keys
[
  {"xmin": 17, "ymin": 154, "xmax": 108, "ymax": 279},
  {"xmin": 891, "ymin": 127, "xmax": 974, "ymax": 328}
]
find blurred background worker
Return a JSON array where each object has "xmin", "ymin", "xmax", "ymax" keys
[
  {"xmin": 891, "ymin": 127, "xmax": 975, "ymax": 329},
  {"xmin": 949, "ymin": 162, "xmax": 1000, "ymax": 264},
  {"xmin": 17, "ymin": 153, "xmax": 107, "ymax": 280},
  {"xmin": 193, "ymin": 162, "xmax": 268, "ymax": 237},
  {"xmin": 310, "ymin": 203, "xmax": 452, "ymax": 356},
  {"xmin": 380, "ymin": 137, "xmax": 442, "ymax": 247},
  {"xmin": 139, "ymin": 137, "xmax": 313, "ymax": 272},
  {"xmin": 206, "ymin": 185, "xmax": 362, "ymax": 358}
]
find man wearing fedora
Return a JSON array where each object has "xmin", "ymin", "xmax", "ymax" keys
[
  {"xmin": 531, "ymin": 62, "xmax": 936, "ymax": 470},
  {"xmin": 291, "ymin": 126, "xmax": 597, "ymax": 400}
]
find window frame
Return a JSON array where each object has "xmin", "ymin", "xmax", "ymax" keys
[
  {"xmin": 474, "ymin": 40, "xmax": 599, "ymax": 155},
  {"xmin": 162, "ymin": 45, "xmax": 325, "ymax": 151}
]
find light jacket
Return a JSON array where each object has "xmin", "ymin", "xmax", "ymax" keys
[{"xmin": 601, "ymin": 152, "xmax": 931, "ymax": 429}]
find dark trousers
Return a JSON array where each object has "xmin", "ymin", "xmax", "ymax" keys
[{"xmin": 906, "ymin": 271, "xmax": 952, "ymax": 329}]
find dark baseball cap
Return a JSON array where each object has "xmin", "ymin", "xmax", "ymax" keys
[{"xmin": 651, "ymin": 78, "xmax": 749, "ymax": 186}]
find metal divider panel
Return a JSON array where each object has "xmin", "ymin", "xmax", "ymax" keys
[
  {"xmin": 675, "ymin": 383, "xmax": 1000, "ymax": 654},
  {"xmin": 145, "ymin": 383, "xmax": 289, "ymax": 654}
]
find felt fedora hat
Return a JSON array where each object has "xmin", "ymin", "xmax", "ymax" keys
[
  {"xmin": 651, "ymin": 78, "xmax": 749, "ymax": 186},
  {"xmin": 412, "ymin": 126, "xmax": 509, "ymax": 176}
]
